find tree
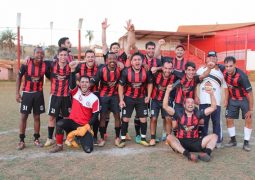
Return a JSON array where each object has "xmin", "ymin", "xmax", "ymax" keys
[
  {"xmin": 85, "ymin": 30, "xmax": 94, "ymax": 45},
  {"xmin": 0, "ymin": 29, "xmax": 17, "ymax": 59},
  {"xmin": 0, "ymin": 29, "xmax": 16, "ymax": 51}
]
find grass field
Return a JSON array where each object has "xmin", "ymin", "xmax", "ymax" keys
[{"xmin": 0, "ymin": 81, "xmax": 255, "ymax": 180}]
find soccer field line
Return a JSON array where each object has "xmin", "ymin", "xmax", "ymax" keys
[
  {"xmin": 0, "ymin": 147, "xmax": 169, "ymax": 161},
  {"xmin": 0, "ymin": 141, "xmax": 254, "ymax": 162}
]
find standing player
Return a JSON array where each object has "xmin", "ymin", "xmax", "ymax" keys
[
  {"xmin": 163, "ymin": 84, "xmax": 218, "ymax": 162},
  {"xmin": 101, "ymin": 19, "xmax": 135, "ymax": 140},
  {"xmin": 197, "ymin": 51, "xmax": 228, "ymax": 148},
  {"xmin": 44, "ymin": 47, "xmax": 72, "ymax": 147},
  {"xmin": 149, "ymin": 60, "xmax": 177, "ymax": 146},
  {"xmin": 173, "ymin": 61, "xmax": 213, "ymax": 113},
  {"xmin": 16, "ymin": 47, "xmax": 50, "ymax": 150},
  {"xmin": 219, "ymin": 56, "xmax": 254, "ymax": 151},
  {"xmin": 118, "ymin": 52, "xmax": 153, "ymax": 147},
  {"xmin": 50, "ymin": 65, "xmax": 99, "ymax": 153},
  {"xmin": 90, "ymin": 52, "xmax": 121, "ymax": 147}
]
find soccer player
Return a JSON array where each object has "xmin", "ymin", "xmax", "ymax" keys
[
  {"xmin": 197, "ymin": 51, "xmax": 228, "ymax": 148},
  {"xmin": 132, "ymin": 40, "xmax": 163, "ymax": 144},
  {"xmin": 219, "ymin": 56, "xmax": 254, "ymax": 151},
  {"xmin": 118, "ymin": 52, "xmax": 153, "ymax": 147},
  {"xmin": 163, "ymin": 84, "xmax": 218, "ymax": 162},
  {"xmin": 74, "ymin": 50, "xmax": 100, "ymax": 145},
  {"xmin": 50, "ymin": 64, "xmax": 99, "ymax": 153},
  {"xmin": 44, "ymin": 47, "xmax": 72, "ymax": 147},
  {"xmin": 16, "ymin": 47, "xmax": 50, "ymax": 150},
  {"xmin": 90, "ymin": 52, "xmax": 121, "ymax": 147},
  {"xmin": 149, "ymin": 60, "xmax": 177, "ymax": 146},
  {"xmin": 101, "ymin": 19, "xmax": 135, "ymax": 140},
  {"xmin": 173, "ymin": 61, "xmax": 213, "ymax": 113}
]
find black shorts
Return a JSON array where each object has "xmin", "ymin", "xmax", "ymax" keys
[
  {"xmin": 100, "ymin": 95, "xmax": 120, "ymax": 113},
  {"xmin": 174, "ymin": 103, "xmax": 184, "ymax": 113},
  {"xmin": 226, "ymin": 97, "xmax": 249, "ymax": 119},
  {"xmin": 150, "ymin": 99, "xmax": 171, "ymax": 119},
  {"xmin": 179, "ymin": 138, "xmax": 203, "ymax": 152},
  {"xmin": 122, "ymin": 96, "xmax": 148, "ymax": 118},
  {"xmin": 48, "ymin": 95, "xmax": 72, "ymax": 117},
  {"xmin": 20, "ymin": 91, "xmax": 45, "ymax": 114}
]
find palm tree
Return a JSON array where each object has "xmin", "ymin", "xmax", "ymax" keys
[
  {"xmin": 85, "ymin": 30, "xmax": 94, "ymax": 45},
  {"xmin": 0, "ymin": 29, "xmax": 17, "ymax": 59},
  {"xmin": 0, "ymin": 29, "xmax": 17, "ymax": 52}
]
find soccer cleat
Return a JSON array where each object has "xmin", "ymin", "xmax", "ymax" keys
[
  {"xmin": 187, "ymin": 153, "xmax": 198, "ymax": 162},
  {"xmin": 17, "ymin": 141, "xmax": 25, "ymax": 150},
  {"xmin": 198, "ymin": 153, "xmax": 211, "ymax": 162},
  {"xmin": 93, "ymin": 138, "xmax": 99, "ymax": 146},
  {"xmin": 98, "ymin": 139, "xmax": 106, "ymax": 147},
  {"xmin": 216, "ymin": 142, "xmax": 224, "ymax": 149},
  {"xmin": 44, "ymin": 138, "xmax": 55, "ymax": 147},
  {"xmin": 155, "ymin": 137, "xmax": 160, "ymax": 143},
  {"xmin": 104, "ymin": 133, "xmax": 109, "ymax": 141},
  {"xmin": 34, "ymin": 139, "xmax": 43, "ymax": 147},
  {"xmin": 149, "ymin": 139, "xmax": 156, "ymax": 146},
  {"xmin": 64, "ymin": 140, "xmax": 72, "ymax": 147},
  {"xmin": 49, "ymin": 145, "xmax": 63, "ymax": 153},
  {"xmin": 161, "ymin": 132, "xmax": 167, "ymax": 141},
  {"xmin": 125, "ymin": 133, "xmax": 132, "ymax": 141},
  {"xmin": 140, "ymin": 140, "xmax": 150, "ymax": 147},
  {"xmin": 135, "ymin": 135, "xmax": 141, "ymax": 144},
  {"xmin": 114, "ymin": 138, "xmax": 121, "ymax": 147},
  {"xmin": 243, "ymin": 142, "xmax": 251, "ymax": 152},
  {"xmin": 225, "ymin": 139, "xmax": 237, "ymax": 147},
  {"xmin": 117, "ymin": 140, "xmax": 125, "ymax": 148}
]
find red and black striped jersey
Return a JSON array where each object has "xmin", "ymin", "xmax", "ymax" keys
[
  {"xmin": 142, "ymin": 55, "xmax": 162, "ymax": 70},
  {"xmin": 91, "ymin": 65, "xmax": 121, "ymax": 97},
  {"xmin": 151, "ymin": 72, "xmax": 177, "ymax": 101},
  {"xmin": 119, "ymin": 67, "xmax": 153, "ymax": 98},
  {"xmin": 50, "ymin": 61, "xmax": 71, "ymax": 97},
  {"xmin": 76, "ymin": 63, "xmax": 99, "ymax": 92},
  {"xmin": 173, "ymin": 71, "xmax": 201, "ymax": 104},
  {"xmin": 103, "ymin": 51, "xmax": 127, "ymax": 65},
  {"xmin": 173, "ymin": 108, "xmax": 205, "ymax": 139},
  {"xmin": 173, "ymin": 58, "xmax": 186, "ymax": 71},
  {"xmin": 19, "ymin": 59, "xmax": 48, "ymax": 92},
  {"xmin": 219, "ymin": 65, "xmax": 252, "ymax": 100}
]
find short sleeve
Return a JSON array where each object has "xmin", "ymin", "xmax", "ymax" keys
[
  {"xmin": 147, "ymin": 71, "xmax": 153, "ymax": 83},
  {"xmin": 240, "ymin": 73, "xmax": 252, "ymax": 92},
  {"xmin": 119, "ymin": 68, "xmax": 128, "ymax": 86},
  {"xmin": 119, "ymin": 52, "xmax": 127, "ymax": 61},
  {"xmin": 92, "ymin": 98, "xmax": 100, "ymax": 113},
  {"xmin": 18, "ymin": 64, "xmax": 27, "ymax": 77},
  {"xmin": 173, "ymin": 70, "xmax": 184, "ymax": 79},
  {"xmin": 218, "ymin": 64, "xmax": 225, "ymax": 72},
  {"xmin": 172, "ymin": 110, "xmax": 182, "ymax": 121},
  {"xmin": 196, "ymin": 108, "xmax": 206, "ymax": 119},
  {"xmin": 194, "ymin": 75, "xmax": 201, "ymax": 84}
]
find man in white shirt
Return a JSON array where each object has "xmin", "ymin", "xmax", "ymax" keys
[{"xmin": 197, "ymin": 51, "xmax": 228, "ymax": 148}]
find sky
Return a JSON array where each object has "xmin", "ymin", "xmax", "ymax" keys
[{"xmin": 0, "ymin": 0, "xmax": 254, "ymax": 47}]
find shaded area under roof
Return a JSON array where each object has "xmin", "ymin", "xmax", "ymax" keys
[
  {"xmin": 119, "ymin": 30, "xmax": 214, "ymax": 41},
  {"xmin": 177, "ymin": 22, "xmax": 255, "ymax": 33}
]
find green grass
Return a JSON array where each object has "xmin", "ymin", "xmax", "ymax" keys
[{"xmin": 0, "ymin": 81, "xmax": 255, "ymax": 179}]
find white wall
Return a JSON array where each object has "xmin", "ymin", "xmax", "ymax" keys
[{"xmin": 247, "ymin": 50, "xmax": 255, "ymax": 70}]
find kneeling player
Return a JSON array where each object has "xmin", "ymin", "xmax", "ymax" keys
[
  {"xmin": 163, "ymin": 84, "xmax": 218, "ymax": 162},
  {"xmin": 50, "ymin": 65, "xmax": 99, "ymax": 153}
]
